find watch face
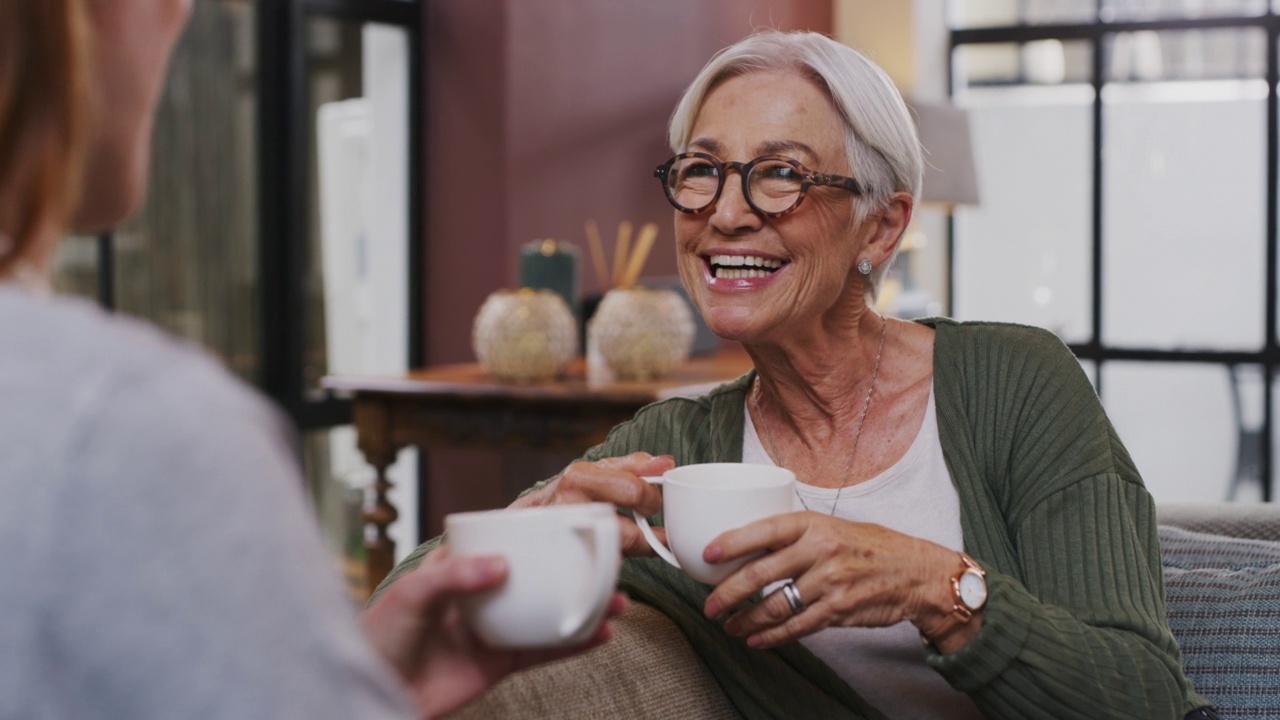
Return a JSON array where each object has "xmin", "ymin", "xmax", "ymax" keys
[{"xmin": 958, "ymin": 570, "xmax": 987, "ymax": 610}]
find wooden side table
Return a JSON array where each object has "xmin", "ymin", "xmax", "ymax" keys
[{"xmin": 323, "ymin": 350, "xmax": 754, "ymax": 596}]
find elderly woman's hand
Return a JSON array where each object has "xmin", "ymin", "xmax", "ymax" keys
[
  {"xmin": 699, "ymin": 513, "xmax": 979, "ymax": 652},
  {"xmin": 511, "ymin": 452, "xmax": 674, "ymax": 556}
]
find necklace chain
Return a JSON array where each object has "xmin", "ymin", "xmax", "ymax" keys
[{"xmin": 752, "ymin": 314, "xmax": 888, "ymax": 514}]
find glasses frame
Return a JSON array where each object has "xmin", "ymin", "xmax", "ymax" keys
[{"xmin": 653, "ymin": 152, "xmax": 864, "ymax": 218}]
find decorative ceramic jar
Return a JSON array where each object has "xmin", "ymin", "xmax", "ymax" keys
[
  {"xmin": 590, "ymin": 286, "xmax": 695, "ymax": 381},
  {"xmin": 472, "ymin": 288, "xmax": 577, "ymax": 383}
]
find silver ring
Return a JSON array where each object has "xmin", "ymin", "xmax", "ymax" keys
[{"xmin": 781, "ymin": 581, "xmax": 805, "ymax": 614}]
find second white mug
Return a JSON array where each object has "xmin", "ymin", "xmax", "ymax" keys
[
  {"xmin": 446, "ymin": 502, "xmax": 620, "ymax": 648},
  {"xmin": 634, "ymin": 463, "xmax": 795, "ymax": 585}
]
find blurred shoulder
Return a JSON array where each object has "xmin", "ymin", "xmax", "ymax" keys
[
  {"xmin": 916, "ymin": 317, "xmax": 1076, "ymax": 367},
  {"xmin": 629, "ymin": 371, "xmax": 752, "ymax": 421},
  {"xmin": 0, "ymin": 289, "xmax": 280, "ymax": 432},
  {"xmin": 591, "ymin": 372, "xmax": 752, "ymax": 462}
]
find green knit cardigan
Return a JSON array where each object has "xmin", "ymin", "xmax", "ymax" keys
[{"xmin": 378, "ymin": 318, "xmax": 1210, "ymax": 719}]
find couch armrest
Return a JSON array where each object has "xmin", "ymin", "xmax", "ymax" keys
[
  {"xmin": 450, "ymin": 601, "xmax": 743, "ymax": 720},
  {"xmin": 1156, "ymin": 503, "xmax": 1280, "ymax": 543}
]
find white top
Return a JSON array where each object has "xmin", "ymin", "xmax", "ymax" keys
[{"xmin": 743, "ymin": 384, "xmax": 983, "ymax": 720}]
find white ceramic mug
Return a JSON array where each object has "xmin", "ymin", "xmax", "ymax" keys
[
  {"xmin": 445, "ymin": 503, "xmax": 620, "ymax": 648},
  {"xmin": 634, "ymin": 463, "xmax": 795, "ymax": 585}
]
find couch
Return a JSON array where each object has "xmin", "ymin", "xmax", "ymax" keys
[{"xmin": 450, "ymin": 502, "xmax": 1280, "ymax": 720}]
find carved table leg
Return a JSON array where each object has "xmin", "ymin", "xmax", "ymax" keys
[
  {"xmin": 353, "ymin": 396, "xmax": 403, "ymax": 598},
  {"xmin": 364, "ymin": 463, "xmax": 399, "ymax": 597}
]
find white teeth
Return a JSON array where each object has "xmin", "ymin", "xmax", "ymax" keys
[
  {"xmin": 708, "ymin": 254, "xmax": 784, "ymax": 271},
  {"xmin": 713, "ymin": 267, "xmax": 771, "ymax": 279}
]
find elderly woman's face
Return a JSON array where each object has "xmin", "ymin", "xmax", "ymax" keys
[{"xmin": 675, "ymin": 71, "xmax": 871, "ymax": 344}]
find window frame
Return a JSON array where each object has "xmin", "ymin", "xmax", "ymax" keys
[
  {"xmin": 257, "ymin": 0, "xmax": 425, "ymax": 430},
  {"xmin": 949, "ymin": 7, "xmax": 1279, "ymax": 501}
]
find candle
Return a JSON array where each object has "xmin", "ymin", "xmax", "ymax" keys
[{"xmin": 520, "ymin": 239, "xmax": 580, "ymax": 321}]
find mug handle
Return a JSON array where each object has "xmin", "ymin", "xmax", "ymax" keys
[
  {"xmin": 631, "ymin": 476, "xmax": 681, "ymax": 570},
  {"xmin": 559, "ymin": 512, "xmax": 620, "ymax": 641}
]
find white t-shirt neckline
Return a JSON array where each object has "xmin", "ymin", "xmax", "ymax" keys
[{"xmin": 740, "ymin": 382, "xmax": 984, "ymax": 720}]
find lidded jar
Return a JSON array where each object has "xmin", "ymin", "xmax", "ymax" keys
[
  {"xmin": 472, "ymin": 288, "xmax": 577, "ymax": 383},
  {"xmin": 590, "ymin": 286, "xmax": 695, "ymax": 381}
]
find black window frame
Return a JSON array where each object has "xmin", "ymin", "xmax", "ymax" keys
[
  {"xmin": 89, "ymin": 0, "xmax": 424, "ymax": 435},
  {"xmin": 258, "ymin": 0, "xmax": 425, "ymax": 430},
  {"xmin": 949, "ymin": 6, "xmax": 1278, "ymax": 501}
]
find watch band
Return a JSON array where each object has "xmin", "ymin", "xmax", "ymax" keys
[{"xmin": 921, "ymin": 552, "xmax": 986, "ymax": 645}]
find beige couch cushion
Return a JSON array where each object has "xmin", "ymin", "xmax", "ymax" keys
[{"xmin": 451, "ymin": 601, "xmax": 743, "ymax": 719}]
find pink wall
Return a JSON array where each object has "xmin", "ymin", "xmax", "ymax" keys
[{"xmin": 420, "ymin": 0, "xmax": 832, "ymax": 537}]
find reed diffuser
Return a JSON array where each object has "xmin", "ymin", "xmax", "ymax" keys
[{"xmin": 583, "ymin": 220, "xmax": 694, "ymax": 381}]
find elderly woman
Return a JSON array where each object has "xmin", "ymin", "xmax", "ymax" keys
[{"xmin": 381, "ymin": 30, "xmax": 1211, "ymax": 719}]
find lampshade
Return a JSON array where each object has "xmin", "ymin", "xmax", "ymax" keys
[{"xmin": 910, "ymin": 99, "xmax": 980, "ymax": 208}]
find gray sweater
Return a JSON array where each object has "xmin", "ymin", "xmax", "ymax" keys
[{"xmin": 0, "ymin": 288, "xmax": 415, "ymax": 719}]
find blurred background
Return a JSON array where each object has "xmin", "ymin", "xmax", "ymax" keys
[{"xmin": 57, "ymin": 0, "xmax": 1280, "ymax": 579}]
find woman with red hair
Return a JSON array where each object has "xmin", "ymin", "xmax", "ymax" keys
[{"xmin": 0, "ymin": 2, "xmax": 617, "ymax": 717}]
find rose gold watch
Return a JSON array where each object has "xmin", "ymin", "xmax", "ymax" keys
[{"xmin": 923, "ymin": 552, "xmax": 987, "ymax": 644}]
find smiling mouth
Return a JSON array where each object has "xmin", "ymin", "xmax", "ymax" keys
[{"xmin": 705, "ymin": 254, "xmax": 787, "ymax": 280}]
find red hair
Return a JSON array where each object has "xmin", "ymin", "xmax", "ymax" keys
[{"xmin": 0, "ymin": 0, "xmax": 90, "ymax": 274}]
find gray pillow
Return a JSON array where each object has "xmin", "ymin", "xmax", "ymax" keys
[
  {"xmin": 1160, "ymin": 525, "xmax": 1280, "ymax": 570},
  {"xmin": 1159, "ymin": 526, "xmax": 1280, "ymax": 719}
]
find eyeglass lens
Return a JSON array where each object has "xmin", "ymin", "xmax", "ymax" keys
[{"xmin": 666, "ymin": 156, "xmax": 804, "ymax": 214}]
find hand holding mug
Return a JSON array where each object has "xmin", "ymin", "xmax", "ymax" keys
[
  {"xmin": 446, "ymin": 503, "xmax": 622, "ymax": 649},
  {"xmin": 511, "ymin": 452, "xmax": 674, "ymax": 556},
  {"xmin": 701, "ymin": 512, "xmax": 972, "ymax": 651},
  {"xmin": 632, "ymin": 463, "xmax": 795, "ymax": 585},
  {"xmin": 361, "ymin": 547, "xmax": 625, "ymax": 720}
]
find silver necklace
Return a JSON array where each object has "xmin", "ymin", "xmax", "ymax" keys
[{"xmin": 752, "ymin": 314, "xmax": 888, "ymax": 514}]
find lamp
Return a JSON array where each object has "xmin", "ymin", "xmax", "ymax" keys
[
  {"xmin": 912, "ymin": 99, "xmax": 980, "ymax": 208},
  {"xmin": 880, "ymin": 99, "xmax": 980, "ymax": 318}
]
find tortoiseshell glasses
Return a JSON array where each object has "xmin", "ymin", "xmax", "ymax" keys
[{"xmin": 654, "ymin": 152, "xmax": 864, "ymax": 218}]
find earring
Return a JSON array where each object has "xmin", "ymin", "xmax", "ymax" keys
[{"xmin": 857, "ymin": 258, "xmax": 873, "ymax": 276}]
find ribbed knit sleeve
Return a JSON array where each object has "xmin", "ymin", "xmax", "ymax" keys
[{"xmin": 926, "ymin": 319, "xmax": 1208, "ymax": 719}]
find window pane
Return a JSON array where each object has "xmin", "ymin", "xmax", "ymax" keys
[
  {"xmin": 303, "ymin": 17, "xmax": 418, "ymax": 571},
  {"xmin": 1080, "ymin": 358, "xmax": 1097, "ymax": 386},
  {"xmin": 113, "ymin": 0, "xmax": 259, "ymax": 383},
  {"xmin": 1106, "ymin": 28, "xmax": 1265, "ymax": 82},
  {"xmin": 954, "ymin": 41, "xmax": 1092, "ymax": 87},
  {"xmin": 1226, "ymin": 364, "xmax": 1267, "ymax": 502},
  {"xmin": 1102, "ymin": 79, "xmax": 1265, "ymax": 350},
  {"xmin": 1102, "ymin": 0, "xmax": 1266, "ymax": 22},
  {"xmin": 303, "ymin": 17, "xmax": 411, "ymax": 398},
  {"xmin": 1102, "ymin": 362, "xmax": 1244, "ymax": 502},
  {"xmin": 1271, "ymin": 371, "xmax": 1280, "ymax": 500},
  {"xmin": 954, "ymin": 82, "xmax": 1094, "ymax": 342},
  {"xmin": 1274, "ymin": 54, "xmax": 1280, "ymax": 347},
  {"xmin": 51, "ymin": 235, "xmax": 100, "ymax": 302},
  {"xmin": 949, "ymin": 0, "xmax": 1095, "ymax": 28}
]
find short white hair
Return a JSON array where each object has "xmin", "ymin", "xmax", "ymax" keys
[{"xmin": 668, "ymin": 30, "xmax": 922, "ymax": 300}]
